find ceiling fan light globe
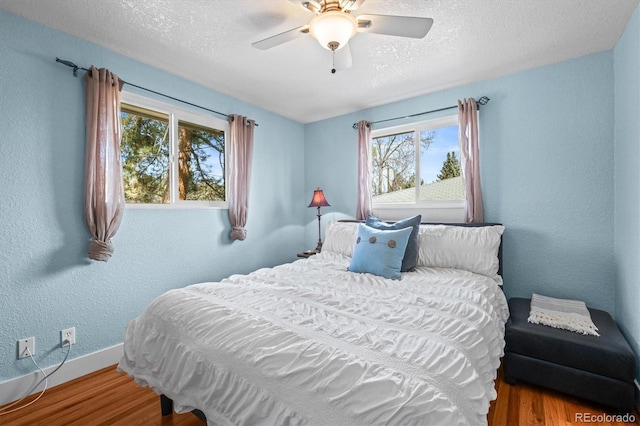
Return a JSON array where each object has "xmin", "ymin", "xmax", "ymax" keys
[{"xmin": 309, "ymin": 10, "xmax": 357, "ymax": 51}]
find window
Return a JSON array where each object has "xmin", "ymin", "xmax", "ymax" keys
[
  {"xmin": 371, "ymin": 115, "xmax": 463, "ymax": 208},
  {"xmin": 120, "ymin": 92, "xmax": 228, "ymax": 208}
]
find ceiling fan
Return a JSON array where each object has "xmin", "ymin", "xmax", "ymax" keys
[{"xmin": 252, "ymin": 0, "xmax": 434, "ymax": 73}]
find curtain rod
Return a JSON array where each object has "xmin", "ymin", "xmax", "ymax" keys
[
  {"xmin": 55, "ymin": 58, "xmax": 258, "ymax": 127},
  {"xmin": 351, "ymin": 96, "xmax": 490, "ymax": 129}
]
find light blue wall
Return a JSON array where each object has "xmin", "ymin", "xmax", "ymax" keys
[
  {"xmin": 3, "ymin": 4, "xmax": 638, "ymax": 388},
  {"xmin": 614, "ymin": 4, "xmax": 640, "ymax": 381},
  {"xmin": 0, "ymin": 10, "xmax": 305, "ymax": 383},
  {"xmin": 305, "ymin": 52, "xmax": 616, "ymax": 313}
]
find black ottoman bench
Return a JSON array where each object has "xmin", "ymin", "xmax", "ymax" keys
[{"xmin": 504, "ymin": 297, "xmax": 637, "ymax": 411}]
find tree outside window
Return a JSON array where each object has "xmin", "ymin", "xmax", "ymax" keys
[
  {"xmin": 120, "ymin": 98, "xmax": 227, "ymax": 207},
  {"xmin": 371, "ymin": 117, "xmax": 464, "ymax": 204}
]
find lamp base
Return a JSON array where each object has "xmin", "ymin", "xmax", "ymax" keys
[{"xmin": 315, "ymin": 241, "xmax": 323, "ymax": 252}]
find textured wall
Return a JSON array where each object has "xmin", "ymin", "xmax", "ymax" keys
[
  {"xmin": 0, "ymin": 11, "xmax": 306, "ymax": 383},
  {"xmin": 2, "ymin": 5, "xmax": 635, "ymax": 387},
  {"xmin": 614, "ymin": 4, "xmax": 640, "ymax": 382},
  {"xmin": 305, "ymin": 51, "xmax": 616, "ymax": 313}
]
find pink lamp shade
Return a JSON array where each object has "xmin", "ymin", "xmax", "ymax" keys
[
  {"xmin": 308, "ymin": 188, "xmax": 330, "ymax": 252},
  {"xmin": 308, "ymin": 188, "xmax": 330, "ymax": 208}
]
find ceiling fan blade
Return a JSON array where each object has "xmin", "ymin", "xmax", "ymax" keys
[
  {"xmin": 334, "ymin": 42, "xmax": 353, "ymax": 70},
  {"xmin": 288, "ymin": 0, "xmax": 321, "ymax": 13},
  {"xmin": 356, "ymin": 14, "xmax": 433, "ymax": 39},
  {"xmin": 340, "ymin": 0, "xmax": 366, "ymax": 11},
  {"xmin": 252, "ymin": 26, "xmax": 309, "ymax": 50}
]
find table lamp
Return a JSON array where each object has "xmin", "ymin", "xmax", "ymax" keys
[{"xmin": 308, "ymin": 188, "xmax": 330, "ymax": 252}]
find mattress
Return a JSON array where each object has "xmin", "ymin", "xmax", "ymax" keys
[{"xmin": 118, "ymin": 251, "xmax": 508, "ymax": 426}]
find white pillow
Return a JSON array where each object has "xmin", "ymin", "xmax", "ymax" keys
[
  {"xmin": 416, "ymin": 225, "xmax": 504, "ymax": 280},
  {"xmin": 322, "ymin": 221, "xmax": 359, "ymax": 257}
]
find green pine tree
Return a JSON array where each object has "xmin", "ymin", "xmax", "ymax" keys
[{"xmin": 436, "ymin": 151, "xmax": 461, "ymax": 181}]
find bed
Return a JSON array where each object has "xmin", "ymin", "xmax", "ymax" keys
[{"xmin": 118, "ymin": 220, "xmax": 508, "ymax": 426}]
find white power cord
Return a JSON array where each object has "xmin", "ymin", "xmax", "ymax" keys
[{"xmin": 0, "ymin": 340, "xmax": 72, "ymax": 416}]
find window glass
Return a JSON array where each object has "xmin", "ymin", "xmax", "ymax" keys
[
  {"xmin": 371, "ymin": 131, "xmax": 416, "ymax": 202},
  {"xmin": 371, "ymin": 116, "xmax": 463, "ymax": 205},
  {"xmin": 177, "ymin": 120, "xmax": 225, "ymax": 201},
  {"xmin": 418, "ymin": 125, "xmax": 464, "ymax": 201},
  {"xmin": 121, "ymin": 105, "xmax": 170, "ymax": 204},
  {"xmin": 120, "ymin": 93, "xmax": 228, "ymax": 208}
]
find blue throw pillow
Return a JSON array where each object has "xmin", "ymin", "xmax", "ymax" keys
[
  {"xmin": 348, "ymin": 224, "xmax": 412, "ymax": 280},
  {"xmin": 366, "ymin": 214, "xmax": 421, "ymax": 272}
]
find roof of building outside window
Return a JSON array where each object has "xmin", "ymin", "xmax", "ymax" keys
[{"xmin": 372, "ymin": 176, "xmax": 465, "ymax": 203}]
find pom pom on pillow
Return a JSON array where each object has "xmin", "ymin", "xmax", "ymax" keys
[
  {"xmin": 348, "ymin": 223, "xmax": 412, "ymax": 280},
  {"xmin": 366, "ymin": 214, "xmax": 421, "ymax": 272}
]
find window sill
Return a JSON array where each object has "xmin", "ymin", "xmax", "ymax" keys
[
  {"xmin": 125, "ymin": 202, "xmax": 228, "ymax": 210},
  {"xmin": 372, "ymin": 201, "xmax": 465, "ymax": 222}
]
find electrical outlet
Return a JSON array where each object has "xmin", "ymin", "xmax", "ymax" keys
[
  {"xmin": 61, "ymin": 327, "xmax": 75, "ymax": 347},
  {"xmin": 18, "ymin": 337, "xmax": 35, "ymax": 359}
]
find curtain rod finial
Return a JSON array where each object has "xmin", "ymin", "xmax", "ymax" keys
[{"xmin": 56, "ymin": 57, "xmax": 80, "ymax": 77}]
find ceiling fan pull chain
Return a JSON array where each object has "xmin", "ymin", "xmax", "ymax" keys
[
  {"xmin": 331, "ymin": 50, "xmax": 336, "ymax": 74},
  {"xmin": 328, "ymin": 41, "xmax": 339, "ymax": 74}
]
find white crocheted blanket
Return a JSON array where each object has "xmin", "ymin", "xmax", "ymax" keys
[{"xmin": 528, "ymin": 293, "xmax": 599, "ymax": 336}]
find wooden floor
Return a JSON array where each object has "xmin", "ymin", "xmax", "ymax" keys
[
  {"xmin": 488, "ymin": 368, "xmax": 639, "ymax": 426},
  {"xmin": 1, "ymin": 365, "xmax": 638, "ymax": 425}
]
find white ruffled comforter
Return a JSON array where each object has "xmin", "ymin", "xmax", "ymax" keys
[{"xmin": 118, "ymin": 252, "xmax": 509, "ymax": 426}]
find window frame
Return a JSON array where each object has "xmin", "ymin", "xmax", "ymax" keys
[
  {"xmin": 370, "ymin": 114, "xmax": 465, "ymax": 213},
  {"xmin": 120, "ymin": 91, "xmax": 229, "ymax": 209}
]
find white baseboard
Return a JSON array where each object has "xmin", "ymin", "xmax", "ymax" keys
[
  {"xmin": 3, "ymin": 345, "xmax": 638, "ymax": 412},
  {"xmin": 0, "ymin": 343, "xmax": 124, "ymax": 406}
]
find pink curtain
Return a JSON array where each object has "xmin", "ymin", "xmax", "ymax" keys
[
  {"xmin": 84, "ymin": 66, "xmax": 125, "ymax": 261},
  {"xmin": 458, "ymin": 98, "xmax": 484, "ymax": 223},
  {"xmin": 356, "ymin": 120, "xmax": 373, "ymax": 220},
  {"xmin": 228, "ymin": 114, "xmax": 255, "ymax": 241}
]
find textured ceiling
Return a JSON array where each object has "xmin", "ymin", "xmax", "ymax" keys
[{"xmin": 1, "ymin": 0, "xmax": 637, "ymax": 123}]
